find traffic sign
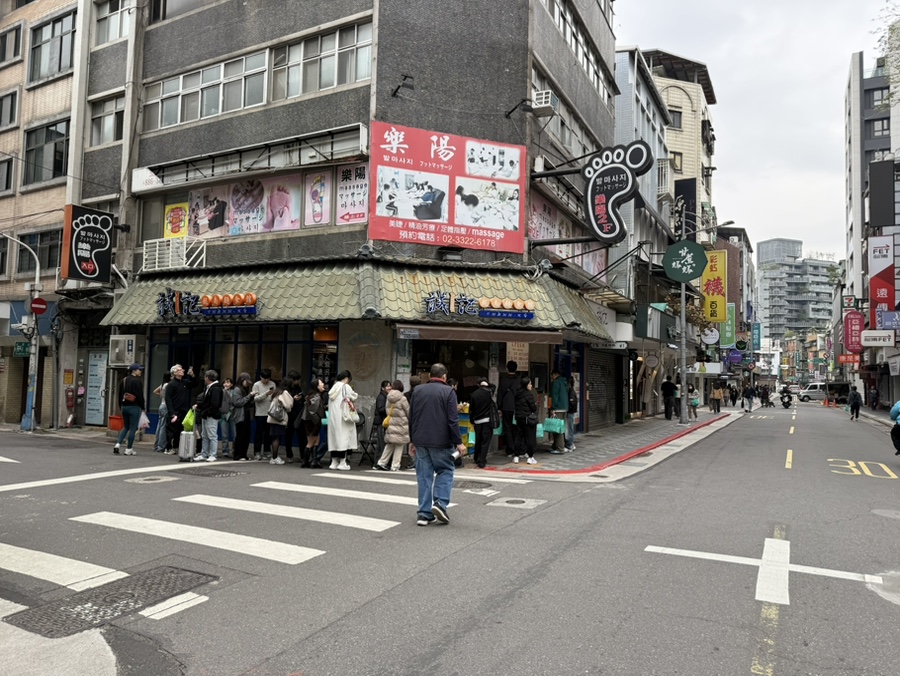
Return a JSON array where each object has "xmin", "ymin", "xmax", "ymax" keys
[
  {"xmin": 747, "ymin": 362, "xmax": 756, "ymax": 370},
  {"xmin": 13, "ymin": 342, "xmax": 29, "ymax": 357},
  {"xmin": 29, "ymin": 297, "xmax": 47, "ymax": 315}
]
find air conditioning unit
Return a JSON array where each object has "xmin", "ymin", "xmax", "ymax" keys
[
  {"xmin": 109, "ymin": 334, "xmax": 147, "ymax": 368},
  {"xmin": 531, "ymin": 90, "xmax": 560, "ymax": 117}
]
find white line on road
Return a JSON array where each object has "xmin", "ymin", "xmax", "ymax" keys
[
  {"xmin": 0, "ymin": 542, "xmax": 128, "ymax": 591},
  {"xmin": 139, "ymin": 592, "xmax": 208, "ymax": 620},
  {"xmin": 70, "ymin": 512, "xmax": 324, "ymax": 565},
  {"xmin": 756, "ymin": 538, "xmax": 791, "ymax": 605},
  {"xmin": 311, "ymin": 473, "xmax": 418, "ymax": 486},
  {"xmin": 0, "ymin": 456, "xmax": 19, "ymax": 463},
  {"xmin": 253, "ymin": 480, "xmax": 456, "ymax": 507},
  {"xmin": 173, "ymin": 494, "xmax": 399, "ymax": 531}
]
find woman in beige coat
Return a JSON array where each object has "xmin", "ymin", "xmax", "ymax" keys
[
  {"xmin": 375, "ymin": 380, "xmax": 409, "ymax": 471},
  {"xmin": 267, "ymin": 379, "xmax": 294, "ymax": 465}
]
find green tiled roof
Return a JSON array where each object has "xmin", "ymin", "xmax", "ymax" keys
[{"xmin": 100, "ymin": 264, "xmax": 361, "ymax": 326}]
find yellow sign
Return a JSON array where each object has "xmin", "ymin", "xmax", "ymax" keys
[
  {"xmin": 702, "ymin": 251, "xmax": 727, "ymax": 323},
  {"xmin": 164, "ymin": 203, "xmax": 189, "ymax": 239}
]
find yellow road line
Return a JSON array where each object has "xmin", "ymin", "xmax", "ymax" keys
[
  {"xmin": 785, "ymin": 449, "xmax": 793, "ymax": 469},
  {"xmin": 789, "ymin": 426, "xmax": 794, "ymax": 434},
  {"xmin": 751, "ymin": 526, "xmax": 786, "ymax": 675}
]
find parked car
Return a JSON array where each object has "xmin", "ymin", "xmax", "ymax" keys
[
  {"xmin": 798, "ymin": 382, "xmax": 850, "ymax": 403},
  {"xmin": 788, "ymin": 384, "xmax": 800, "ymax": 395}
]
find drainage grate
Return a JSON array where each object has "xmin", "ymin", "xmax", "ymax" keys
[
  {"xmin": 453, "ymin": 479, "xmax": 492, "ymax": 490},
  {"xmin": 4, "ymin": 566, "xmax": 216, "ymax": 638},
  {"xmin": 173, "ymin": 467, "xmax": 245, "ymax": 478}
]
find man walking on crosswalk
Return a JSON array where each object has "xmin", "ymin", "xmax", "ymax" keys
[{"xmin": 408, "ymin": 363, "xmax": 466, "ymax": 526}]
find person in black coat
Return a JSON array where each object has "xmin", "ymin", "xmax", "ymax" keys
[
  {"xmin": 513, "ymin": 376, "xmax": 538, "ymax": 465},
  {"xmin": 373, "ymin": 380, "xmax": 391, "ymax": 459},
  {"xmin": 468, "ymin": 378, "xmax": 495, "ymax": 469},
  {"xmin": 114, "ymin": 363, "xmax": 145, "ymax": 456},
  {"xmin": 497, "ymin": 360, "xmax": 519, "ymax": 456},
  {"xmin": 164, "ymin": 364, "xmax": 194, "ymax": 454}
]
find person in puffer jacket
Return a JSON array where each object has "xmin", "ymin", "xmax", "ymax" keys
[{"xmin": 376, "ymin": 381, "xmax": 410, "ymax": 471}]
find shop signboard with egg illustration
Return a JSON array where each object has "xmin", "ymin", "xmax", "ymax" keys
[{"xmin": 61, "ymin": 205, "xmax": 114, "ymax": 283}]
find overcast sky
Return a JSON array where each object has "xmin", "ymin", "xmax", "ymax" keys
[{"xmin": 614, "ymin": 0, "xmax": 889, "ymax": 263}]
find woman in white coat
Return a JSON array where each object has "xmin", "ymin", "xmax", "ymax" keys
[{"xmin": 327, "ymin": 370, "xmax": 358, "ymax": 471}]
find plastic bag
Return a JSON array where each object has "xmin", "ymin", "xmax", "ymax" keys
[
  {"xmin": 182, "ymin": 409, "xmax": 195, "ymax": 432},
  {"xmin": 139, "ymin": 411, "xmax": 150, "ymax": 430}
]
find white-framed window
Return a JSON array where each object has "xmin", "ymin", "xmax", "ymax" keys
[
  {"xmin": 870, "ymin": 118, "xmax": 890, "ymax": 138},
  {"xmin": 0, "ymin": 90, "xmax": 16, "ymax": 129},
  {"xmin": 16, "ymin": 230, "xmax": 61, "ymax": 274},
  {"xmin": 91, "ymin": 95, "xmax": 125, "ymax": 145},
  {"xmin": 143, "ymin": 51, "xmax": 267, "ymax": 131},
  {"xmin": 30, "ymin": 11, "xmax": 76, "ymax": 82},
  {"xmin": 671, "ymin": 151, "xmax": 683, "ymax": 173},
  {"xmin": 272, "ymin": 22, "xmax": 372, "ymax": 101},
  {"xmin": 0, "ymin": 158, "xmax": 12, "ymax": 192},
  {"xmin": 96, "ymin": 0, "xmax": 131, "ymax": 46},
  {"xmin": 669, "ymin": 109, "xmax": 682, "ymax": 129},
  {"xmin": 24, "ymin": 120, "xmax": 69, "ymax": 185},
  {"xmin": 0, "ymin": 26, "xmax": 21, "ymax": 67}
]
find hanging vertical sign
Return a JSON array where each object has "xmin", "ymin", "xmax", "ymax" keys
[
  {"xmin": 751, "ymin": 323, "xmax": 761, "ymax": 352},
  {"xmin": 844, "ymin": 310, "xmax": 865, "ymax": 353},
  {"xmin": 61, "ymin": 205, "xmax": 115, "ymax": 283},
  {"xmin": 720, "ymin": 303, "xmax": 736, "ymax": 348},
  {"xmin": 701, "ymin": 251, "xmax": 727, "ymax": 323},
  {"xmin": 868, "ymin": 235, "xmax": 893, "ymax": 328}
]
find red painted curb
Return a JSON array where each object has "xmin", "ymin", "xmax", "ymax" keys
[{"xmin": 483, "ymin": 413, "xmax": 731, "ymax": 475}]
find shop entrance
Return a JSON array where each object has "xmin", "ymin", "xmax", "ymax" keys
[{"xmin": 411, "ymin": 340, "xmax": 493, "ymax": 403}]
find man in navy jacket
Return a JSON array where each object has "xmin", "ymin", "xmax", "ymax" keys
[{"xmin": 409, "ymin": 363, "xmax": 466, "ymax": 526}]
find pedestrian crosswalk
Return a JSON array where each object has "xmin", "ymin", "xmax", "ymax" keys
[{"xmin": 1, "ymin": 470, "xmax": 524, "ymax": 623}]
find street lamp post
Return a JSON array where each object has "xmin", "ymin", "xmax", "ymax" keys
[{"xmin": 2, "ymin": 233, "xmax": 41, "ymax": 432}]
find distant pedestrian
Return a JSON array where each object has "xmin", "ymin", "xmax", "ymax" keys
[
  {"xmin": 114, "ymin": 363, "xmax": 145, "ymax": 456},
  {"xmin": 152, "ymin": 371, "xmax": 171, "ymax": 453},
  {"xmin": 710, "ymin": 383, "xmax": 723, "ymax": 414},
  {"xmin": 373, "ymin": 380, "xmax": 392, "ymax": 459},
  {"xmin": 742, "ymin": 385, "xmax": 756, "ymax": 412},
  {"xmin": 327, "ymin": 370, "xmax": 357, "ymax": 471},
  {"xmin": 661, "ymin": 375, "xmax": 677, "ymax": 420},
  {"xmin": 497, "ymin": 361, "xmax": 519, "ymax": 456},
  {"xmin": 890, "ymin": 399, "xmax": 900, "ymax": 455},
  {"xmin": 300, "ymin": 377, "xmax": 326, "ymax": 467},
  {"xmin": 252, "ymin": 369, "xmax": 276, "ymax": 461},
  {"xmin": 848, "ymin": 386, "xmax": 862, "ymax": 421},
  {"xmin": 548, "ymin": 370, "xmax": 568, "ymax": 451},
  {"xmin": 219, "ymin": 377, "xmax": 235, "ymax": 457},
  {"xmin": 869, "ymin": 386, "xmax": 879, "ymax": 412},
  {"xmin": 404, "ymin": 376, "xmax": 421, "ymax": 470},
  {"xmin": 376, "ymin": 380, "xmax": 409, "ymax": 472},
  {"xmin": 468, "ymin": 378, "xmax": 494, "ymax": 469},
  {"xmin": 408, "ymin": 363, "xmax": 465, "ymax": 526},
  {"xmin": 164, "ymin": 364, "xmax": 193, "ymax": 455},
  {"xmin": 565, "ymin": 376, "xmax": 577, "ymax": 451},
  {"xmin": 194, "ymin": 369, "xmax": 224, "ymax": 462},
  {"xmin": 513, "ymin": 376, "xmax": 538, "ymax": 464},
  {"xmin": 729, "ymin": 385, "xmax": 738, "ymax": 407},
  {"xmin": 230, "ymin": 375, "xmax": 255, "ymax": 461},
  {"xmin": 267, "ymin": 378, "xmax": 294, "ymax": 465},
  {"xmin": 687, "ymin": 384, "xmax": 699, "ymax": 420}
]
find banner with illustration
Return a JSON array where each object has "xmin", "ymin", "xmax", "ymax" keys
[
  {"xmin": 164, "ymin": 203, "xmax": 189, "ymax": 239},
  {"xmin": 304, "ymin": 171, "xmax": 332, "ymax": 227}
]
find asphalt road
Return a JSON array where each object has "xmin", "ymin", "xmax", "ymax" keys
[{"xmin": 1, "ymin": 403, "xmax": 898, "ymax": 675}]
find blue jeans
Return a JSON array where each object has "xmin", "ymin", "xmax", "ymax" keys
[
  {"xmin": 565, "ymin": 412, "xmax": 575, "ymax": 449},
  {"xmin": 117, "ymin": 405, "xmax": 142, "ymax": 449},
  {"xmin": 219, "ymin": 416, "xmax": 235, "ymax": 451},
  {"xmin": 200, "ymin": 417, "xmax": 219, "ymax": 458},
  {"xmin": 155, "ymin": 404, "xmax": 168, "ymax": 451},
  {"xmin": 414, "ymin": 445, "xmax": 455, "ymax": 521}
]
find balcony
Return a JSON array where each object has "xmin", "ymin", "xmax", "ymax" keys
[
  {"xmin": 656, "ymin": 158, "xmax": 674, "ymax": 203},
  {"xmin": 142, "ymin": 237, "xmax": 207, "ymax": 272}
]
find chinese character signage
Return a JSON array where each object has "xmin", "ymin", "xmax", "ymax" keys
[
  {"xmin": 61, "ymin": 204, "xmax": 114, "ymax": 283},
  {"xmin": 701, "ymin": 251, "xmax": 727, "ymax": 323},
  {"xmin": 528, "ymin": 192, "xmax": 608, "ymax": 278},
  {"xmin": 868, "ymin": 235, "xmax": 893, "ymax": 328},
  {"xmin": 752, "ymin": 323, "xmax": 761, "ymax": 351},
  {"xmin": 844, "ymin": 309, "xmax": 865, "ymax": 353},
  {"xmin": 662, "ymin": 239, "xmax": 708, "ymax": 284},
  {"xmin": 369, "ymin": 121, "xmax": 526, "ymax": 254},
  {"xmin": 580, "ymin": 140, "xmax": 653, "ymax": 245},
  {"xmin": 335, "ymin": 163, "xmax": 369, "ymax": 225},
  {"xmin": 164, "ymin": 203, "xmax": 188, "ymax": 239},
  {"xmin": 838, "ymin": 354, "xmax": 860, "ymax": 365},
  {"xmin": 720, "ymin": 303, "xmax": 736, "ymax": 348},
  {"xmin": 156, "ymin": 288, "xmax": 258, "ymax": 319},
  {"xmin": 422, "ymin": 291, "xmax": 535, "ymax": 320}
]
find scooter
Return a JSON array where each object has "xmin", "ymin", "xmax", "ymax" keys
[{"xmin": 780, "ymin": 393, "xmax": 792, "ymax": 408}]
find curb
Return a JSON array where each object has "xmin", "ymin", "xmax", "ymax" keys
[{"xmin": 483, "ymin": 413, "xmax": 731, "ymax": 476}]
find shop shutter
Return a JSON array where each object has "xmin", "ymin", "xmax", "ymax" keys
[{"xmin": 586, "ymin": 349, "xmax": 619, "ymax": 429}]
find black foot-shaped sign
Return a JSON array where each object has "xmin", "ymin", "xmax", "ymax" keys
[
  {"xmin": 69, "ymin": 208, "xmax": 113, "ymax": 280},
  {"xmin": 581, "ymin": 140, "xmax": 653, "ymax": 245}
]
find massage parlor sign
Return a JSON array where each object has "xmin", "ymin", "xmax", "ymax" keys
[{"xmin": 368, "ymin": 121, "xmax": 526, "ymax": 254}]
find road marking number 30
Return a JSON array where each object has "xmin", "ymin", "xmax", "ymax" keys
[{"xmin": 827, "ymin": 459, "xmax": 898, "ymax": 479}]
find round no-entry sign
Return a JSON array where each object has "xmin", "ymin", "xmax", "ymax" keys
[{"xmin": 30, "ymin": 297, "xmax": 47, "ymax": 315}]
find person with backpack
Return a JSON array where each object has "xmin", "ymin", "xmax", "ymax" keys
[
  {"xmin": 267, "ymin": 378, "xmax": 294, "ymax": 465},
  {"xmin": 564, "ymin": 376, "xmax": 578, "ymax": 452},
  {"xmin": 194, "ymin": 369, "xmax": 224, "ymax": 462},
  {"xmin": 376, "ymin": 380, "xmax": 409, "ymax": 471},
  {"xmin": 468, "ymin": 378, "xmax": 495, "ymax": 469},
  {"xmin": 848, "ymin": 386, "xmax": 863, "ymax": 421},
  {"xmin": 890, "ymin": 398, "xmax": 900, "ymax": 455},
  {"xmin": 300, "ymin": 377, "xmax": 327, "ymax": 467}
]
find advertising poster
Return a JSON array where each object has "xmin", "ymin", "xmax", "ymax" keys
[
  {"xmin": 60, "ymin": 204, "xmax": 114, "ymax": 283},
  {"xmin": 336, "ymin": 163, "xmax": 369, "ymax": 225},
  {"xmin": 844, "ymin": 310, "xmax": 865, "ymax": 353},
  {"xmin": 304, "ymin": 171, "xmax": 332, "ymax": 228},
  {"xmin": 164, "ymin": 203, "xmax": 189, "ymax": 239},
  {"xmin": 720, "ymin": 303, "xmax": 736, "ymax": 348},
  {"xmin": 369, "ymin": 121, "xmax": 526, "ymax": 254},
  {"xmin": 702, "ymin": 251, "xmax": 727, "ymax": 323},
  {"xmin": 186, "ymin": 176, "xmax": 304, "ymax": 238},
  {"xmin": 869, "ymin": 235, "xmax": 893, "ymax": 328}
]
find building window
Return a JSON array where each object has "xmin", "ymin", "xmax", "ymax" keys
[
  {"xmin": 24, "ymin": 120, "xmax": 69, "ymax": 185},
  {"xmin": 96, "ymin": 0, "xmax": 131, "ymax": 46},
  {"xmin": 0, "ymin": 26, "xmax": 21, "ymax": 66},
  {"xmin": 272, "ymin": 22, "xmax": 372, "ymax": 101},
  {"xmin": 30, "ymin": 12, "xmax": 76, "ymax": 82},
  {"xmin": 671, "ymin": 151, "xmax": 683, "ymax": 173},
  {"xmin": 0, "ymin": 158, "xmax": 12, "ymax": 192},
  {"xmin": 16, "ymin": 0, "xmax": 36, "ymax": 7},
  {"xmin": 91, "ymin": 95, "xmax": 125, "ymax": 145},
  {"xmin": 0, "ymin": 238, "xmax": 7, "ymax": 276},
  {"xmin": 150, "ymin": 0, "xmax": 207, "ymax": 23},
  {"xmin": 547, "ymin": 0, "xmax": 612, "ymax": 103},
  {"xmin": 871, "ymin": 87, "xmax": 889, "ymax": 107},
  {"xmin": 16, "ymin": 230, "xmax": 61, "ymax": 274},
  {"xmin": 669, "ymin": 109, "xmax": 682, "ymax": 129},
  {"xmin": 0, "ymin": 91, "xmax": 16, "ymax": 128},
  {"xmin": 870, "ymin": 118, "xmax": 890, "ymax": 138},
  {"xmin": 143, "ymin": 52, "xmax": 267, "ymax": 131}
]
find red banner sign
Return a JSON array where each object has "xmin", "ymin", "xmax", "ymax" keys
[
  {"xmin": 368, "ymin": 121, "xmax": 526, "ymax": 254},
  {"xmin": 844, "ymin": 310, "xmax": 865, "ymax": 354},
  {"xmin": 838, "ymin": 353, "xmax": 860, "ymax": 364}
]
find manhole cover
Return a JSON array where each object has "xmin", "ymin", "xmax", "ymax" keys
[
  {"xmin": 173, "ymin": 467, "xmax": 245, "ymax": 478},
  {"xmin": 125, "ymin": 476, "xmax": 179, "ymax": 484},
  {"xmin": 4, "ymin": 566, "xmax": 216, "ymax": 638},
  {"xmin": 453, "ymin": 480, "xmax": 491, "ymax": 489}
]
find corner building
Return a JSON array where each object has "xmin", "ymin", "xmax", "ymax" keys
[{"xmin": 73, "ymin": 0, "xmax": 632, "ymax": 434}]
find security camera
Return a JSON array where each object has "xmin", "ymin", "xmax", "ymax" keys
[{"xmin": 11, "ymin": 323, "xmax": 27, "ymax": 331}]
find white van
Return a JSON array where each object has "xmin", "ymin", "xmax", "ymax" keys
[
  {"xmin": 798, "ymin": 383, "xmax": 827, "ymax": 401},
  {"xmin": 798, "ymin": 382, "xmax": 850, "ymax": 403}
]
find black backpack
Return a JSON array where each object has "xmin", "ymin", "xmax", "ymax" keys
[{"xmin": 567, "ymin": 386, "xmax": 577, "ymax": 413}]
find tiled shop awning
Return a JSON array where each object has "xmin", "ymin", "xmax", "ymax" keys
[
  {"xmin": 100, "ymin": 264, "xmax": 361, "ymax": 326},
  {"xmin": 101, "ymin": 262, "xmax": 613, "ymax": 344}
]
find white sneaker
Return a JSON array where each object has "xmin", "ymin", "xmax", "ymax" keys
[
  {"xmin": 192, "ymin": 455, "xmax": 205, "ymax": 462},
  {"xmin": 329, "ymin": 458, "xmax": 339, "ymax": 470},
  {"xmin": 206, "ymin": 456, "xmax": 217, "ymax": 462},
  {"xmin": 512, "ymin": 456, "xmax": 519, "ymax": 463},
  {"xmin": 337, "ymin": 460, "xmax": 351, "ymax": 471},
  {"xmin": 526, "ymin": 457, "xmax": 537, "ymax": 465},
  {"xmin": 271, "ymin": 457, "xmax": 284, "ymax": 465},
  {"xmin": 124, "ymin": 449, "xmax": 135, "ymax": 456}
]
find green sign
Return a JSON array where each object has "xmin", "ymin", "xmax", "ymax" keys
[
  {"xmin": 720, "ymin": 304, "xmax": 736, "ymax": 348},
  {"xmin": 662, "ymin": 240, "xmax": 708, "ymax": 283},
  {"xmin": 13, "ymin": 342, "xmax": 29, "ymax": 358}
]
